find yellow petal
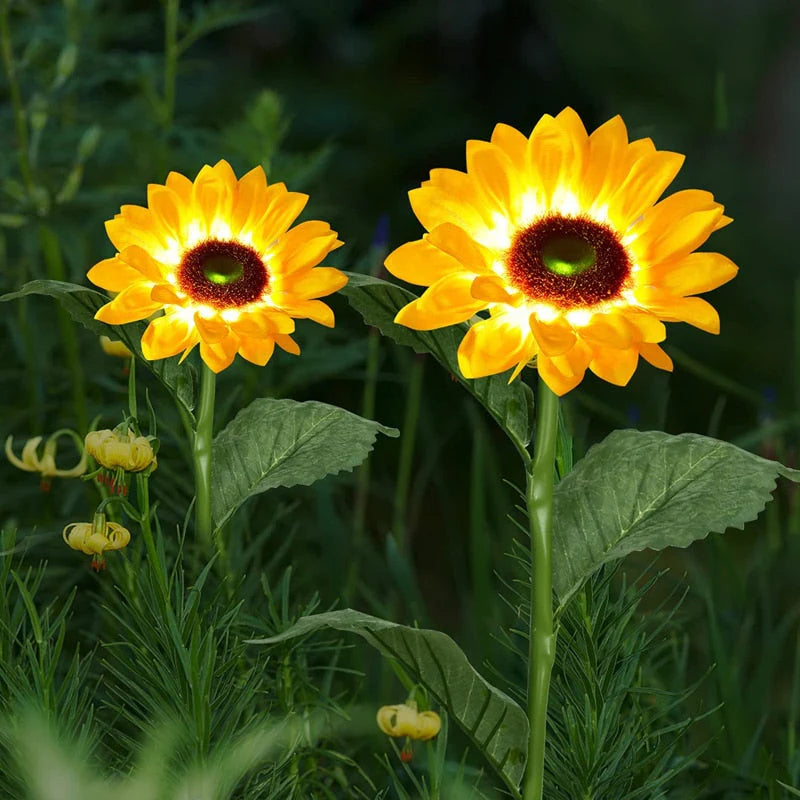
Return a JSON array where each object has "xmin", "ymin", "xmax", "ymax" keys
[
  {"xmin": 147, "ymin": 184, "xmax": 184, "ymax": 242},
  {"xmin": 385, "ymin": 238, "xmax": 463, "ymax": 286},
  {"xmin": 589, "ymin": 346, "xmax": 639, "ymax": 386},
  {"xmin": 256, "ymin": 190, "xmax": 309, "ymax": 247},
  {"xmin": 278, "ymin": 229, "xmax": 340, "ymax": 276},
  {"xmin": 490, "ymin": 122, "xmax": 528, "ymax": 171},
  {"xmin": 87, "ymin": 257, "xmax": 146, "ymax": 292},
  {"xmin": 526, "ymin": 113, "xmax": 584, "ymax": 207},
  {"xmin": 118, "ymin": 245, "xmax": 168, "ymax": 282},
  {"xmin": 95, "ymin": 282, "xmax": 162, "ymax": 324},
  {"xmin": 165, "ymin": 170, "xmax": 192, "ymax": 203},
  {"xmin": 284, "ymin": 267, "xmax": 348, "ymax": 300},
  {"xmin": 141, "ymin": 314, "xmax": 198, "ymax": 360},
  {"xmin": 536, "ymin": 355, "xmax": 585, "ymax": 396},
  {"xmin": 645, "ymin": 251, "xmax": 738, "ymax": 296},
  {"xmin": 639, "ymin": 207, "xmax": 725, "ymax": 265},
  {"xmin": 426, "ymin": 222, "xmax": 494, "ymax": 274},
  {"xmin": 275, "ymin": 333, "xmax": 300, "ymax": 355},
  {"xmin": 280, "ymin": 299, "xmax": 335, "ymax": 327},
  {"xmin": 624, "ymin": 309, "xmax": 667, "ymax": 343},
  {"xmin": 230, "ymin": 166, "xmax": 269, "ymax": 237},
  {"xmin": 579, "ymin": 314, "xmax": 637, "ymax": 349},
  {"xmin": 5, "ymin": 435, "xmax": 41, "ymax": 472},
  {"xmin": 466, "ymin": 140, "xmax": 517, "ymax": 216},
  {"xmin": 194, "ymin": 312, "xmax": 230, "ymax": 344},
  {"xmin": 529, "ymin": 314, "xmax": 577, "ymax": 356},
  {"xmin": 607, "ymin": 150, "xmax": 685, "ymax": 230},
  {"xmin": 580, "ymin": 114, "xmax": 630, "ymax": 210},
  {"xmin": 238, "ymin": 336, "xmax": 276, "ymax": 367},
  {"xmin": 409, "ymin": 173, "xmax": 488, "ymax": 236},
  {"xmin": 636, "ymin": 289, "xmax": 721, "ymax": 333},
  {"xmin": 639, "ymin": 342, "xmax": 674, "ymax": 371},
  {"xmin": 199, "ymin": 333, "xmax": 239, "ymax": 373},
  {"xmin": 232, "ymin": 308, "xmax": 295, "ymax": 338},
  {"xmin": 470, "ymin": 274, "xmax": 518, "ymax": 304},
  {"xmin": 457, "ymin": 313, "xmax": 535, "ymax": 378},
  {"xmin": 409, "ymin": 272, "xmax": 487, "ymax": 326},
  {"xmin": 192, "ymin": 164, "xmax": 234, "ymax": 235},
  {"xmin": 150, "ymin": 283, "xmax": 185, "ymax": 305}
]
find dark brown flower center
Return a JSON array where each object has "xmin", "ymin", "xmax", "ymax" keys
[
  {"xmin": 506, "ymin": 215, "xmax": 631, "ymax": 308},
  {"xmin": 178, "ymin": 239, "xmax": 268, "ymax": 308}
]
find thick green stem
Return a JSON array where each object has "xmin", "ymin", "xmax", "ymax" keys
[
  {"xmin": 523, "ymin": 380, "xmax": 559, "ymax": 800},
  {"xmin": 194, "ymin": 363, "xmax": 216, "ymax": 549}
]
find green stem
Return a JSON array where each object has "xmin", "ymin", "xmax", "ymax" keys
[
  {"xmin": 136, "ymin": 472, "xmax": 168, "ymax": 602},
  {"xmin": 39, "ymin": 225, "xmax": 89, "ymax": 434},
  {"xmin": 194, "ymin": 363, "xmax": 216, "ymax": 550},
  {"xmin": 0, "ymin": 0, "xmax": 34, "ymax": 192},
  {"xmin": 523, "ymin": 380, "xmax": 559, "ymax": 800},
  {"xmin": 392, "ymin": 355, "xmax": 424, "ymax": 554},
  {"xmin": 162, "ymin": 0, "xmax": 180, "ymax": 128}
]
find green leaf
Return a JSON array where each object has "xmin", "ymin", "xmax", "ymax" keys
[
  {"xmin": 0, "ymin": 280, "xmax": 196, "ymax": 418},
  {"xmin": 342, "ymin": 273, "xmax": 534, "ymax": 452},
  {"xmin": 552, "ymin": 429, "xmax": 800, "ymax": 605},
  {"xmin": 249, "ymin": 609, "xmax": 528, "ymax": 795},
  {"xmin": 211, "ymin": 399, "xmax": 398, "ymax": 531}
]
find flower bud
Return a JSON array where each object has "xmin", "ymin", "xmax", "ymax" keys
[
  {"xmin": 376, "ymin": 701, "xmax": 441, "ymax": 741},
  {"xmin": 85, "ymin": 428, "xmax": 156, "ymax": 473}
]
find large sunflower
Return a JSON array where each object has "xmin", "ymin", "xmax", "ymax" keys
[
  {"xmin": 89, "ymin": 160, "xmax": 347, "ymax": 372},
  {"xmin": 386, "ymin": 108, "xmax": 738, "ymax": 395}
]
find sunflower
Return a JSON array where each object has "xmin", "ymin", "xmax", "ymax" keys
[
  {"xmin": 385, "ymin": 108, "xmax": 738, "ymax": 395},
  {"xmin": 88, "ymin": 160, "xmax": 347, "ymax": 372}
]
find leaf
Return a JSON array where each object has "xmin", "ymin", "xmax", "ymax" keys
[
  {"xmin": 552, "ymin": 429, "xmax": 800, "ymax": 605},
  {"xmin": 342, "ymin": 273, "xmax": 534, "ymax": 453},
  {"xmin": 211, "ymin": 399, "xmax": 398, "ymax": 531},
  {"xmin": 0, "ymin": 280, "xmax": 195, "ymax": 418},
  {"xmin": 249, "ymin": 609, "xmax": 528, "ymax": 794}
]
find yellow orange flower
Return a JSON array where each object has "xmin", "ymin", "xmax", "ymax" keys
[
  {"xmin": 5, "ymin": 432, "xmax": 87, "ymax": 490},
  {"xmin": 386, "ymin": 108, "xmax": 738, "ymax": 395},
  {"xmin": 88, "ymin": 160, "xmax": 347, "ymax": 373},
  {"xmin": 85, "ymin": 429, "xmax": 156, "ymax": 473},
  {"xmin": 99, "ymin": 335, "xmax": 132, "ymax": 359},
  {"xmin": 63, "ymin": 512, "xmax": 131, "ymax": 571},
  {"xmin": 376, "ymin": 701, "xmax": 441, "ymax": 741}
]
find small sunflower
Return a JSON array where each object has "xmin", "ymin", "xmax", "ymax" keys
[
  {"xmin": 386, "ymin": 108, "xmax": 738, "ymax": 395},
  {"xmin": 88, "ymin": 160, "xmax": 347, "ymax": 373}
]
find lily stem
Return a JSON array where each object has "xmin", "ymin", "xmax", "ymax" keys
[
  {"xmin": 523, "ymin": 380, "xmax": 559, "ymax": 800},
  {"xmin": 194, "ymin": 363, "xmax": 216, "ymax": 551}
]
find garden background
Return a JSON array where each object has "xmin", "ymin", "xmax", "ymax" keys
[{"xmin": 1, "ymin": 0, "xmax": 799, "ymax": 797}]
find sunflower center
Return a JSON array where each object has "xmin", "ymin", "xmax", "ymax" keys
[
  {"xmin": 178, "ymin": 239, "xmax": 268, "ymax": 309},
  {"xmin": 202, "ymin": 254, "xmax": 244, "ymax": 285},
  {"xmin": 506, "ymin": 215, "xmax": 631, "ymax": 309},
  {"xmin": 541, "ymin": 235, "xmax": 596, "ymax": 276}
]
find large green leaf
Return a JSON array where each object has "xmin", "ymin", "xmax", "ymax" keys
[
  {"xmin": 211, "ymin": 399, "xmax": 398, "ymax": 530},
  {"xmin": 249, "ymin": 609, "xmax": 528, "ymax": 795},
  {"xmin": 342, "ymin": 273, "xmax": 534, "ymax": 453},
  {"xmin": 0, "ymin": 280, "xmax": 195, "ymax": 418},
  {"xmin": 552, "ymin": 430, "xmax": 800, "ymax": 605}
]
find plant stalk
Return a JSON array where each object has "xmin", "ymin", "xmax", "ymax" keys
[
  {"xmin": 523, "ymin": 380, "xmax": 559, "ymax": 800},
  {"xmin": 194, "ymin": 363, "xmax": 216, "ymax": 549}
]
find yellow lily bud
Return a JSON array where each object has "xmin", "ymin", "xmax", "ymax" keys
[
  {"xmin": 376, "ymin": 701, "xmax": 441, "ymax": 741},
  {"xmin": 85, "ymin": 429, "xmax": 156, "ymax": 473},
  {"xmin": 63, "ymin": 511, "xmax": 131, "ymax": 571},
  {"xmin": 99, "ymin": 335, "xmax": 132, "ymax": 359},
  {"xmin": 5, "ymin": 431, "xmax": 87, "ymax": 490}
]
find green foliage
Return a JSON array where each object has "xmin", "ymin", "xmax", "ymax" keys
[
  {"xmin": 551, "ymin": 430, "xmax": 800, "ymax": 606},
  {"xmin": 0, "ymin": 280, "xmax": 196, "ymax": 418},
  {"xmin": 342, "ymin": 273, "xmax": 535, "ymax": 455},
  {"xmin": 211, "ymin": 398, "xmax": 398, "ymax": 531},
  {"xmin": 545, "ymin": 568, "xmax": 704, "ymax": 799},
  {"xmin": 252, "ymin": 608, "xmax": 529, "ymax": 795}
]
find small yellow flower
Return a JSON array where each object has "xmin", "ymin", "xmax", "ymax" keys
[
  {"xmin": 63, "ymin": 511, "xmax": 131, "ymax": 571},
  {"xmin": 85, "ymin": 428, "xmax": 156, "ymax": 473},
  {"xmin": 376, "ymin": 701, "xmax": 441, "ymax": 741},
  {"xmin": 5, "ymin": 432, "xmax": 87, "ymax": 491},
  {"xmin": 99, "ymin": 335, "xmax": 133, "ymax": 359}
]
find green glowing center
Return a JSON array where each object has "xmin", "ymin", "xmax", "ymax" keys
[
  {"xmin": 202, "ymin": 254, "xmax": 244, "ymax": 285},
  {"xmin": 541, "ymin": 235, "xmax": 596, "ymax": 276}
]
